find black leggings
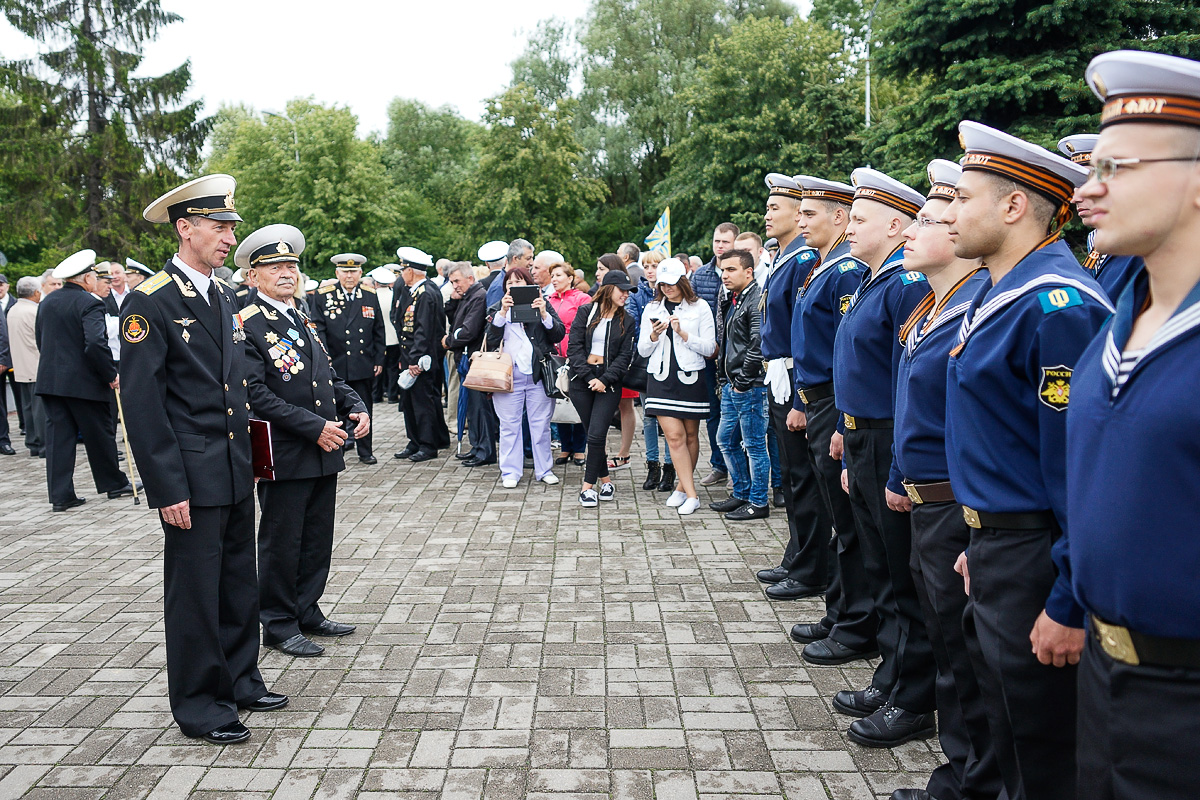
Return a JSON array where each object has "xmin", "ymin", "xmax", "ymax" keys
[{"xmin": 569, "ymin": 381, "xmax": 622, "ymax": 484}]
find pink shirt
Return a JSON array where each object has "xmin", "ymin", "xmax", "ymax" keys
[{"xmin": 548, "ymin": 288, "xmax": 589, "ymax": 356}]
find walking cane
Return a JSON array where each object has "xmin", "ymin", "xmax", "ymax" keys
[{"xmin": 113, "ymin": 385, "xmax": 141, "ymax": 505}]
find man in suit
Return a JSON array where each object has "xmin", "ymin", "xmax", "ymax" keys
[
  {"xmin": 124, "ymin": 258, "xmax": 154, "ymax": 290},
  {"xmin": 442, "ymin": 262, "xmax": 493, "ymax": 466},
  {"xmin": 104, "ymin": 262, "xmax": 131, "ymax": 314},
  {"xmin": 7, "ymin": 277, "xmax": 44, "ymax": 457},
  {"xmin": 120, "ymin": 174, "xmax": 285, "ymax": 745},
  {"xmin": 392, "ymin": 246, "xmax": 450, "ymax": 462},
  {"xmin": 234, "ymin": 224, "xmax": 368, "ymax": 658},
  {"xmin": 34, "ymin": 251, "xmax": 133, "ymax": 508},
  {"xmin": 312, "ymin": 253, "xmax": 384, "ymax": 464}
]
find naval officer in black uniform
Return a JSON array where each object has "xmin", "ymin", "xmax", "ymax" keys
[
  {"xmin": 392, "ymin": 246, "xmax": 450, "ymax": 461},
  {"xmin": 120, "ymin": 174, "xmax": 286, "ymax": 745},
  {"xmin": 312, "ymin": 253, "xmax": 384, "ymax": 464},
  {"xmin": 234, "ymin": 225, "xmax": 369, "ymax": 658}
]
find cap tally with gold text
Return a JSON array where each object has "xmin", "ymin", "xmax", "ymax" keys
[{"xmin": 1087, "ymin": 50, "xmax": 1200, "ymax": 130}]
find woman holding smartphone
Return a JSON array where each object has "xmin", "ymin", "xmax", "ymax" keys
[{"xmin": 637, "ymin": 258, "xmax": 716, "ymax": 515}]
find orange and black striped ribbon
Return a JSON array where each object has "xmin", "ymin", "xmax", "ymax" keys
[{"xmin": 1101, "ymin": 94, "xmax": 1200, "ymax": 130}]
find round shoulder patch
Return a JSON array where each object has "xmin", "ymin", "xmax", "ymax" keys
[{"xmin": 122, "ymin": 314, "xmax": 149, "ymax": 344}]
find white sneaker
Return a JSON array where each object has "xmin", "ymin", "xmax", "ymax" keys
[
  {"xmin": 502, "ymin": 477, "xmax": 519, "ymax": 489},
  {"xmin": 598, "ymin": 482, "xmax": 615, "ymax": 501},
  {"xmin": 678, "ymin": 496, "xmax": 701, "ymax": 515},
  {"xmin": 666, "ymin": 490, "xmax": 687, "ymax": 508},
  {"xmin": 539, "ymin": 473, "xmax": 560, "ymax": 485},
  {"xmin": 579, "ymin": 488, "xmax": 599, "ymax": 507}
]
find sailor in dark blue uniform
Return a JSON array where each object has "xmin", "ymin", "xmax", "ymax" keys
[
  {"xmin": 788, "ymin": 176, "xmax": 870, "ymax": 657},
  {"xmin": 747, "ymin": 174, "xmax": 832, "ymax": 590},
  {"xmin": 821, "ymin": 168, "xmax": 937, "ymax": 749},
  {"xmin": 941, "ymin": 122, "xmax": 1113, "ymax": 800},
  {"xmin": 232, "ymin": 268, "xmax": 259, "ymax": 310},
  {"xmin": 1065, "ymin": 50, "xmax": 1200, "ymax": 800},
  {"xmin": 392, "ymin": 246, "xmax": 450, "ymax": 461},
  {"xmin": 888, "ymin": 160, "xmax": 1001, "ymax": 800},
  {"xmin": 1058, "ymin": 133, "xmax": 1143, "ymax": 302}
]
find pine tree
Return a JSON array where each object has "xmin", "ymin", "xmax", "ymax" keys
[{"xmin": 1, "ymin": 0, "xmax": 211, "ymax": 258}]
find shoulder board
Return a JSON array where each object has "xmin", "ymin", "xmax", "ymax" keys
[
  {"xmin": 237, "ymin": 303, "xmax": 261, "ymax": 321},
  {"xmin": 361, "ymin": 285, "xmax": 376, "ymax": 294},
  {"xmin": 900, "ymin": 270, "xmax": 927, "ymax": 285},
  {"xmin": 1038, "ymin": 286, "xmax": 1083, "ymax": 314},
  {"xmin": 412, "ymin": 285, "xmax": 425, "ymax": 297},
  {"xmin": 215, "ymin": 277, "xmax": 233, "ymax": 289},
  {"xmin": 135, "ymin": 271, "xmax": 171, "ymax": 295},
  {"xmin": 236, "ymin": 287, "xmax": 248, "ymax": 296},
  {"xmin": 318, "ymin": 284, "xmax": 337, "ymax": 294}
]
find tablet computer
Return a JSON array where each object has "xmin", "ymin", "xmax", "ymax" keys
[{"xmin": 509, "ymin": 285, "xmax": 541, "ymax": 323}]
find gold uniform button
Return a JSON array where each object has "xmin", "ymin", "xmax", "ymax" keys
[
  {"xmin": 315, "ymin": 400, "xmax": 321, "ymax": 407},
  {"xmin": 229, "ymin": 432, "xmax": 234, "ymax": 440},
  {"xmin": 245, "ymin": 403, "xmax": 250, "ymax": 410},
  {"xmin": 227, "ymin": 408, "xmax": 233, "ymax": 416},
  {"xmin": 313, "ymin": 381, "xmax": 318, "ymax": 387},
  {"xmin": 224, "ymin": 384, "xmax": 230, "ymax": 391},
  {"xmin": 243, "ymin": 379, "xmax": 247, "ymax": 387}
]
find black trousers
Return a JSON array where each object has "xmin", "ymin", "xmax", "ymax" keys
[
  {"xmin": 964, "ymin": 524, "xmax": 1076, "ymax": 800},
  {"xmin": 401, "ymin": 368, "xmax": 450, "ymax": 453},
  {"xmin": 911, "ymin": 502, "xmax": 1003, "ymax": 800},
  {"xmin": 14, "ymin": 382, "xmax": 44, "ymax": 454},
  {"xmin": 256, "ymin": 474, "xmax": 337, "ymax": 645},
  {"xmin": 1, "ymin": 368, "xmax": 23, "ymax": 434},
  {"xmin": 466, "ymin": 388, "xmax": 496, "ymax": 461},
  {"xmin": 379, "ymin": 345, "xmax": 400, "ymax": 402},
  {"xmin": 1077, "ymin": 633, "xmax": 1200, "ymax": 800},
  {"xmin": 345, "ymin": 378, "xmax": 374, "ymax": 458},
  {"xmin": 570, "ymin": 382, "xmax": 621, "ymax": 485},
  {"xmin": 805, "ymin": 396, "xmax": 872, "ymax": 643},
  {"xmin": 769, "ymin": 389, "xmax": 831, "ymax": 591},
  {"xmin": 161, "ymin": 494, "xmax": 266, "ymax": 737},
  {"xmin": 42, "ymin": 394, "xmax": 126, "ymax": 505},
  {"xmin": 843, "ymin": 426, "xmax": 935, "ymax": 710}
]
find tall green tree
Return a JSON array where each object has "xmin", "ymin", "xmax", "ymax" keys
[
  {"xmin": 510, "ymin": 19, "xmax": 577, "ymax": 108},
  {"xmin": 868, "ymin": 0, "xmax": 1200, "ymax": 183},
  {"xmin": 471, "ymin": 84, "xmax": 607, "ymax": 265},
  {"xmin": 658, "ymin": 16, "xmax": 861, "ymax": 252},
  {"xmin": 0, "ymin": 0, "xmax": 210, "ymax": 257}
]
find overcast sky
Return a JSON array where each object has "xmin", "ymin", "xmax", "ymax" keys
[{"xmin": 0, "ymin": 0, "xmax": 599, "ymax": 137}]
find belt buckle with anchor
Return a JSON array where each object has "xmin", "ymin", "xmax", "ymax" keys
[
  {"xmin": 903, "ymin": 482, "xmax": 922, "ymax": 504},
  {"xmin": 1093, "ymin": 617, "xmax": 1140, "ymax": 666},
  {"xmin": 962, "ymin": 506, "xmax": 981, "ymax": 528},
  {"xmin": 843, "ymin": 414, "xmax": 857, "ymax": 430}
]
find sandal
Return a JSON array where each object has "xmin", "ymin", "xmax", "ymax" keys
[
  {"xmin": 572, "ymin": 457, "xmax": 586, "ymax": 467},
  {"xmin": 607, "ymin": 455, "xmax": 631, "ymax": 470}
]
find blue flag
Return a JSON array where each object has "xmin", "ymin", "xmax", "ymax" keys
[{"xmin": 644, "ymin": 207, "xmax": 671, "ymax": 256}]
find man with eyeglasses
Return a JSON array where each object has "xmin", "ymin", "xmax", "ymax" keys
[
  {"xmin": 1063, "ymin": 50, "xmax": 1200, "ymax": 800},
  {"xmin": 235, "ymin": 224, "xmax": 369, "ymax": 660},
  {"xmin": 940, "ymin": 123, "xmax": 1112, "ymax": 800}
]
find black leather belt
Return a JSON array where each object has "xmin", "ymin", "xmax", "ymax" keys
[
  {"xmin": 1092, "ymin": 615, "xmax": 1200, "ymax": 669},
  {"xmin": 903, "ymin": 480, "xmax": 955, "ymax": 504},
  {"xmin": 843, "ymin": 414, "xmax": 892, "ymax": 430},
  {"xmin": 962, "ymin": 507, "xmax": 1056, "ymax": 530},
  {"xmin": 798, "ymin": 382, "xmax": 833, "ymax": 405}
]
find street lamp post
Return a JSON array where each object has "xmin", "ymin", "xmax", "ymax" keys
[
  {"xmin": 264, "ymin": 109, "xmax": 300, "ymax": 164},
  {"xmin": 865, "ymin": 0, "xmax": 882, "ymax": 128}
]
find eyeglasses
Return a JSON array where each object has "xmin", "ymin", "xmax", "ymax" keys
[
  {"xmin": 1088, "ymin": 156, "xmax": 1199, "ymax": 183},
  {"xmin": 914, "ymin": 217, "xmax": 949, "ymax": 229}
]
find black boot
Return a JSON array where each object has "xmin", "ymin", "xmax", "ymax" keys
[
  {"xmin": 642, "ymin": 461, "xmax": 662, "ymax": 491},
  {"xmin": 657, "ymin": 463, "xmax": 676, "ymax": 492}
]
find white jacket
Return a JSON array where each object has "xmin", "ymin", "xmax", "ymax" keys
[{"xmin": 637, "ymin": 297, "xmax": 716, "ymax": 373}]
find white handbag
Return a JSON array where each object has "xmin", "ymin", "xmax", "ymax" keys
[{"xmin": 551, "ymin": 397, "xmax": 581, "ymax": 425}]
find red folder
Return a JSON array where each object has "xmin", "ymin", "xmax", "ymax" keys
[{"xmin": 250, "ymin": 418, "xmax": 275, "ymax": 480}]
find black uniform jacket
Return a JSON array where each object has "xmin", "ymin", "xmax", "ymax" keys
[
  {"xmin": 392, "ymin": 278, "xmax": 445, "ymax": 368},
  {"xmin": 445, "ymin": 281, "xmax": 488, "ymax": 355},
  {"xmin": 312, "ymin": 283, "xmax": 385, "ymax": 381},
  {"xmin": 484, "ymin": 300, "xmax": 565, "ymax": 385},
  {"xmin": 239, "ymin": 299, "xmax": 366, "ymax": 481},
  {"xmin": 35, "ymin": 282, "xmax": 117, "ymax": 401},
  {"xmin": 234, "ymin": 286, "xmax": 258, "ymax": 310},
  {"xmin": 119, "ymin": 261, "xmax": 253, "ymax": 509},
  {"xmin": 566, "ymin": 302, "xmax": 634, "ymax": 389}
]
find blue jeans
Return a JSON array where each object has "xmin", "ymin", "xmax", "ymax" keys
[
  {"xmin": 703, "ymin": 362, "xmax": 727, "ymax": 472},
  {"xmin": 718, "ymin": 384, "xmax": 769, "ymax": 507},
  {"xmin": 643, "ymin": 414, "xmax": 672, "ymax": 464}
]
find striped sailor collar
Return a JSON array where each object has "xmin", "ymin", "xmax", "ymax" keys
[
  {"xmin": 804, "ymin": 237, "xmax": 859, "ymax": 286},
  {"xmin": 763, "ymin": 234, "xmax": 815, "ymax": 286},
  {"xmin": 846, "ymin": 244, "xmax": 908, "ymax": 311},
  {"xmin": 903, "ymin": 269, "xmax": 986, "ymax": 353},
  {"xmin": 1101, "ymin": 264, "xmax": 1200, "ymax": 391}
]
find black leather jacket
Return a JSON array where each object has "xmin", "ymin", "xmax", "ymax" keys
[{"xmin": 717, "ymin": 281, "xmax": 764, "ymax": 390}]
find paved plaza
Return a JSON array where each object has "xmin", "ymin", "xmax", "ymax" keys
[{"xmin": 0, "ymin": 406, "xmax": 939, "ymax": 799}]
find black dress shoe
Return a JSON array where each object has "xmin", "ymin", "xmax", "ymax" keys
[
  {"xmin": 394, "ymin": 446, "xmax": 418, "ymax": 459},
  {"xmin": 0, "ymin": 444, "xmax": 15, "ymax": 456},
  {"xmin": 455, "ymin": 452, "xmax": 473, "ymax": 460},
  {"xmin": 359, "ymin": 455, "xmax": 378, "ymax": 465},
  {"xmin": 709, "ymin": 496, "xmax": 746, "ymax": 513},
  {"xmin": 52, "ymin": 497, "xmax": 87, "ymax": 512},
  {"xmin": 107, "ymin": 481, "xmax": 141, "ymax": 499},
  {"xmin": 303, "ymin": 619, "xmax": 356, "ymax": 637},
  {"xmin": 409, "ymin": 450, "xmax": 438, "ymax": 463},
  {"xmin": 267, "ymin": 634, "xmax": 324, "ymax": 657},
  {"xmin": 725, "ymin": 503, "xmax": 770, "ymax": 521},
  {"xmin": 200, "ymin": 720, "xmax": 251, "ymax": 745},
  {"xmin": 773, "ymin": 487, "xmax": 786, "ymax": 508},
  {"xmin": 890, "ymin": 790, "xmax": 933, "ymax": 800},
  {"xmin": 765, "ymin": 578, "xmax": 826, "ymax": 600},
  {"xmin": 802, "ymin": 637, "xmax": 880, "ymax": 666},
  {"xmin": 243, "ymin": 692, "xmax": 289, "ymax": 712},
  {"xmin": 789, "ymin": 622, "xmax": 831, "ymax": 644},
  {"xmin": 462, "ymin": 457, "xmax": 495, "ymax": 467},
  {"xmin": 848, "ymin": 704, "xmax": 936, "ymax": 748},
  {"xmin": 832, "ymin": 685, "xmax": 888, "ymax": 717},
  {"xmin": 756, "ymin": 566, "xmax": 788, "ymax": 584}
]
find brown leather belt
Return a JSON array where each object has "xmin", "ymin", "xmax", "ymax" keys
[
  {"xmin": 1092, "ymin": 615, "xmax": 1200, "ymax": 669},
  {"xmin": 843, "ymin": 414, "xmax": 892, "ymax": 430},
  {"xmin": 902, "ymin": 480, "xmax": 955, "ymax": 504},
  {"xmin": 961, "ymin": 507, "xmax": 1056, "ymax": 530},
  {"xmin": 798, "ymin": 382, "xmax": 833, "ymax": 405}
]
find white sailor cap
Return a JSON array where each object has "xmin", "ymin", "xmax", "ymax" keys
[
  {"xmin": 319, "ymin": 278, "xmax": 339, "ymax": 288},
  {"xmin": 477, "ymin": 240, "xmax": 508, "ymax": 263},
  {"xmin": 958, "ymin": 121, "xmax": 1088, "ymax": 201},
  {"xmin": 304, "ymin": 279, "xmax": 319, "ymax": 292},
  {"xmin": 231, "ymin": 268, "xmax": 244, "ymax": 284},
  {"xmin": 850, "ymin": 168, "xmax": 924, "ymax": 217},
  {"xmin": 396, "ymin": 246, "xmax": 434, "ymax": 269},
  {"xmin": 926, "ymin": 159, "xmax": 962, "ymax": 201},
  {"xmin": 125, "ymin": 257, "xmax": 154, "ymax": 277},
  {"xmin": 93, "ymin": 261, "xmax": 113, "ymax": 279},
  {"xmin": 234, "ymin": 224, "xmax": 305, "ymax": 271},
  {"xmin": 1057, "ymin": 134, "xmax": 1099, "ymax": 165},
  {"xmin": 53, "ymin": 249, "xmax": 97, "ymax": 280},
  {"xmin": 331, "ymin": 253, "xmax": 366, "ymax": 269},
  {"xmin": 1087, "ymin": 50, "xmax": 1200, "ymax": 129},
  {"xmin": 765, "ymin": 172, "xmax": 804, "ymax": 201},
  {"xmin": 794, "ymin": 175, "xmax": 855, "ymax": 205},
  {"xmin": 143, "ymin": 174, "xmax": 241, "ymax": 225},
  {"xmin": 367, "ymin": 266, "xmax": 396, "ymax": 284}
]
